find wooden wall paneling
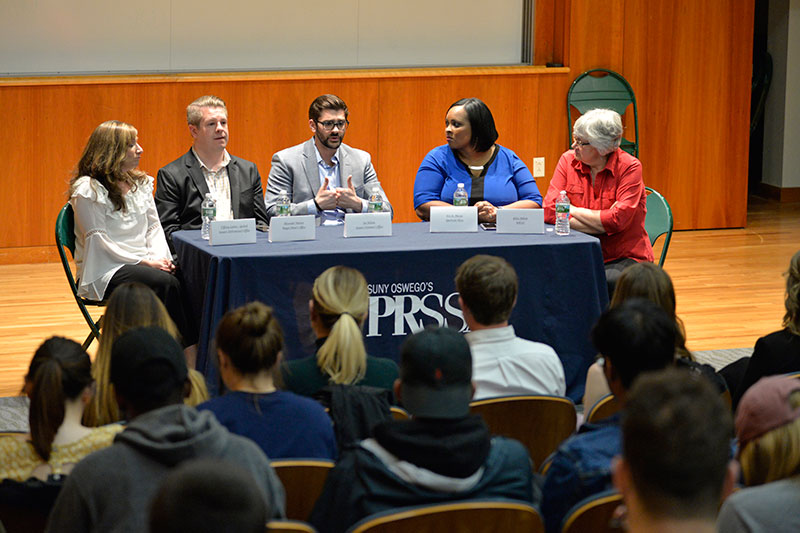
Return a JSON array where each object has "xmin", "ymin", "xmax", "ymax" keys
[
  {"xmin": 535, "ymin": 73, "xmax": 575, "ymax": 196},
  {"xmin": 621, "ymin": 0, "xmax": 753, "ymax": 230},
  {"xmin": 567, "ymin": 0, "xmax": 625, "ymax": 73},
  {"xmin": 534, "ymin": 0, "xmax": 557, "ymax": 65}
]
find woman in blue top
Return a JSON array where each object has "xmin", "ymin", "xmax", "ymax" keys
[
  {"xmin": 198, "ymin": 301, "xmax": 337, "ymax": 460},
  {"xmin": 413, "ymin": 97, "xmax": 542, "ymax": 223}
]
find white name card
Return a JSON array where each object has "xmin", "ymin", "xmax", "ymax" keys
[
  {"xmin": 344, "ymin": 212, "xmax": 393, "ymax": 238},
  {"xmin": 209, "ymin": 218, "xmax": 257, "ymax": 246},
  {"xmin": 497, "ymin": 208, "xmax": 545, "ymax": 234},
  {"xmin": 429, "ymin": 206, "xmax": 478, "ymax": 232},
  {"xmin": 268, "ymin": 215, "xmax": 316, "ymax": 242}
]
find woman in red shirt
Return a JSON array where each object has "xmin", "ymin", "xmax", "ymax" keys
[{"xmin": 543, "ymin": 108, "xmax": 653, "ymax": 295}]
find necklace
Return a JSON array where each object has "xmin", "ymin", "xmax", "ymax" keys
[{"xmin": 468, "ymin": 165, "xmax": 484, "ymax": 171}]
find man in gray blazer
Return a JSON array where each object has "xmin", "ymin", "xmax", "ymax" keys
[
  {"xmin": 265, "ymin": 94, "xmax": 392, "ymax": 224},
  {"xmin": 156, "ymin": 95, "xmax": 268, "ymax": 250}
]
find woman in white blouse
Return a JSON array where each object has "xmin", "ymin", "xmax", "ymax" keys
[{"xmin": 69, "ymin": 120, "xmax": 195, "ymax": 345}]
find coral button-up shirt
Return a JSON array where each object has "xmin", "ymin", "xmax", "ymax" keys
[{"xmin": 544, "ymin": 148, "xmax": 654, "ymax": 263}]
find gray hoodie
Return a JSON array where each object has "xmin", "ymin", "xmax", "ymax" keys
[{"xmin": 46, "ymin": 404, "xmax": 285, "ymax": 533}]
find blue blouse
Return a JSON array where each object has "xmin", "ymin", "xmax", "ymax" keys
[{"xmin": 413, "ymin": 145, "xmax": 543, "ymax": 208}]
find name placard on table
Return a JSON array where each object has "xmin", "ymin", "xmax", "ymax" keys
[
  {"xmin": 344, "ymin": 212, "xmax": 393, "ymax": 238},
  {"xmin": 429, "ymin": 206, "xmax": 478, "ymax": 233},
  {"xmin": 497, "ymin": 208, "xmax": 545, "ymax": 234},
  {"xmin": 209, "ymin": 218, "xmax": 257, "ymax": 246},
  {"xmin": 268, "ymin": 215, "xmax": 316, "ymax": 242}
]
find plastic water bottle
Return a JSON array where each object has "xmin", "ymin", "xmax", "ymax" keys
[
  {"xmin": 555, "ymin": 190, "xmax": 570, "ymax": 236},
  {"xmin": 368, "ymin": 187, "xmax": 383, "ymax": 212},
  {"xmin": 453, "ymin": 183, "xmax": 468, "ymax": 206},
  {"xmin": 201, "ymin": 193, "xmax": 216, "ymax": 240},
  {"xmin": 276, "ymin": 189, "xmax": 291, "ymax": 217}
]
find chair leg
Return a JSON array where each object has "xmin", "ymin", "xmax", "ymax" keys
[{"xmin": 80, "ymin": 315, "xmax": 103, "ymax": 351}]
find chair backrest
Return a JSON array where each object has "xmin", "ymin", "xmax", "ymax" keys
[
  {"xmin": 469, "ymin": 395, "xmax": 576, "ymax": 470},
  {"xmin": 266, "ymin": 519, "xmax": 317, "ymax": 533},
  {"xmin": 585, "ymin": 394, "xmax": 620, "ymax": 424},
  {"xmin": 390, "ymin": 406, "xmax": 411, "ymax": 420},
  {"xmin": 567, "ymin": 69, "xmax": 638, "ymax": 158},
  {"xmin": 270, "ymin": 459, "xmax": 335, "ymax": 521},
  {"xmin": 55, "ymin": 203, "xmax": 76, "ymax": 257},
  {"xmin": 561, "ymin": 490, "xmax": 624, "ymax": 533},
  {"xmin": 0, "ymin": 477, "xmax": 65, "ymax": 533},
  {"xmin": 644, "ymin": 187, "xmax": 674, "ymax": 267},
  {"xmin": 348, "ymin": 499, "xmax": 544, "ymax": 533}
]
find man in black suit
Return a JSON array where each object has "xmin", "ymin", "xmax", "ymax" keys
[{"xmin": 155, "ymin": 95, "xmax": 268, "ymax": 250}]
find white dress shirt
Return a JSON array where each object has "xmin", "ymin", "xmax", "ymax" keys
[{"xmin": 466, "ymin": 325, "xmax": 566, "ymax": 400}]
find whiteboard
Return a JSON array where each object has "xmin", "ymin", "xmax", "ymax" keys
[{"xmin": 0, "ymin": 0, "xmax": 526, "ymax": 76}]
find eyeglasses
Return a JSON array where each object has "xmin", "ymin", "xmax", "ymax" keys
[
  {"xmin": 572, "ymin": 138, "xmax": 591, "ymax": 147},
  {"xmin": 316, "ymin": 120, "xmax": 349, "ymax": 131}
]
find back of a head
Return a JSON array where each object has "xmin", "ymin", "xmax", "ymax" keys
[
  {"xmin": 110, "ymin": 326, "xmax": 188, "ymax": 415},
  {"xmin": 736, "ymin": 375, "xmax": 800, "ymax": 485},
  {"xmin": 149, "ymin": 458, "xmax": 268, "ymax": 533},
  {"xmin": 88, "ymin": 283, "xmax": 179, "ymax": 426},
  {"xmin": 455, "ymin": 254, "xmax": 517, "ymax": 326},
  {"xmin": 622, "ymin": 368, "xmax": 732, "ymax": 520},
  {"xmin": 26, "ymin": 337, "xmax": 93, "ymax": 461},
  {"xmin": 610, "ymin": 262, "xmax": 676, "ymax": 317},
  {"xmin": 216, "ymin": 301, "xmax": 284, "ymax": 375},
  {"xmin": 784, "ymin": 250, "xmax": 800, "ymax": 335},
  {"xmin": 399, "ymin": 326, "xmax": 473, "ymax": 419},
  {"xmin": 592, "ymin": 299, "xmax": 676, "ymax": 390},
  {"xmin": 313, "ymin": 266, "xmax": 369, "ymax": 384}
]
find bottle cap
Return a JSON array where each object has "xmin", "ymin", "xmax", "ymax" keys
[
  {"xmin": 279, "ymin": 189, "xmax": 287, "ymax": 194},
  {"xmin": 457, "ymin": 183, "xmax": 464, "ymax": 188},
  {"xmin": 560, "ymin": 190, "xmax": 567, "ymax": 195}
]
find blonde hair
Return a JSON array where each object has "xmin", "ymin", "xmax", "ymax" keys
[
  {"xmin": 312, "ymin": 266, "xmax": 369, "ymax": 385},
  {"xmin": 739, "ymin": 390, "xmax": 800, "ymax": 486},
  {"xmin": 83, "ymin": 283, "xmax": 205, "ymax": 425},
  {"xmin": 187, "ymin": 95, "xmax": 227, "ymax": 126},
  {"xmin": 69, "ymin": 120, "xmax": 145, "ymax": 212},
  {"xmin": 783, "ymin": 251, "xmax": 800, "ymax": 336}
]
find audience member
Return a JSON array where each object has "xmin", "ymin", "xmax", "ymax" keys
[
  {"xmin": 613, "ymin": 368, "xmax": 735, "ymax": 533},
  {"xmin": 69, "ymin": 120, "xmax": 196, "ymax": 344},
  {"xmin": 150, "ymin": 458, "xmax": 269, "ymax": 533},
  {"xmin": 281, "ymin": 266, "xmax": 398, "ymax": 397},
  {"xmin": 155, "ymin": 95, "xmax": 268, "ymax": 248},
  {"xmin": 198, "ymin": 302, "xmax": 336, "ymax": 459},
  {"xmin": 729, "ymin": 250, "xmax": 800, "ymax": 408},
  {"xmin": 46, "ymin": 326, "xmax": 285, "ymax": 532},
  {"xmin": 717, "ymin": 375, "xmax": 800, "ymax": 532},
  {"xmin": 265, "ymin": 94, "xmax": 392, "ymax": 224},
  {"xmin": 583, "ymin": 262, "xmax": 723, "ymax": 411},
  {"xmin": 82, "ymin": 282, "xmax": 208, "ymax": 427},
  {"xmin": 0, "ymin": 338, "xmax": 122, "ymax": 481},
  {"xmin": 455, "ymin": 254, "xmax": 565, "ymax": 399},
  {"xmin": 309, "ymin": 326, "xmax": 535, "ymax": 533},
  {"xmin": 541, "ymin": 299, "xmax": 676, "ymax": 533}
]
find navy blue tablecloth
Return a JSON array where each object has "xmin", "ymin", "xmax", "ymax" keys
[{"xmin": 173, "ymin": 223, "xmax": 608, "ymax": 400}]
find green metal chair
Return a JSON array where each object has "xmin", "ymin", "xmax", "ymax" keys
[
  {"xmin": 644, "ymin": 187, "xmax": 673, "ymax": 267},
  {"xmin": 567, "ymin": 69, "xmax": 639, "ymax": 158},
  {"xmin": 55, "ymin": 203, "xmax": 105, "ymax": 350}
]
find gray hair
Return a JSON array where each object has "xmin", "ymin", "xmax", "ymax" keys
[{"xmin": 573, "ymin": 108, "xmax": 624, "ymax": 155}]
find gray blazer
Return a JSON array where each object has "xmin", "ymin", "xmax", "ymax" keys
[{"xmin": 265, "ymin": 138, "xmax": 392, "ymax": 221}]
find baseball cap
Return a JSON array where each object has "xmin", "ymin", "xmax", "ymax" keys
[
  {"xmin": 399, "ymin": 327, "xmax": 473, "ymax": 419},
  {"xmin": 110, "ymin": 326, "xmax": 188, "ymax": 403},
  {"xmin": 736, "ymin": 375, "xmax": 800, "ymax": 449}
]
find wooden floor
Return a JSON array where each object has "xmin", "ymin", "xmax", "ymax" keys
[{"xmin": 1, "ymin": 196, "xmax": 798, "ymax": 398}]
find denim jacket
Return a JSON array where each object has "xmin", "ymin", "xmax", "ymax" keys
[{"xmin": 540, "ymin": 412, "xmax": 622, "ymax": 533}]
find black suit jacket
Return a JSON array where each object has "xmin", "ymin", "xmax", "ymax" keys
[{"xmin": 155, "ymin": 149, "xmax": 268, "ymax": 249}]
